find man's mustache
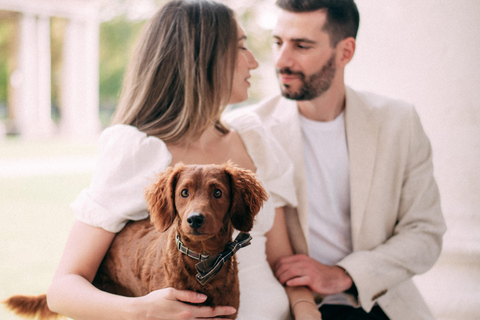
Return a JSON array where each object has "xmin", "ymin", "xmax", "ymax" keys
[{"xmin": 276, "ymin": 68, "xmax": 305, "ymax": 78}]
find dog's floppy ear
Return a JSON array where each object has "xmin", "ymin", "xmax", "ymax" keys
[
  {"xmin": 223, "ymin": 161, "xmax": 269, "ymax": 232},
  {"xmin": 145, "ymin": 163, "xmax": 184, "ymax": 232}
]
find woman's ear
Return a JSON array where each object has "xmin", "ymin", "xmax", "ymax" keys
[
  {"xmin": 144, "ymin": 163, "xmax": 184, "ymax": 232},
  {"xmin": 223, "ymin": 161, "xmax": 269, "ymax": 232}
]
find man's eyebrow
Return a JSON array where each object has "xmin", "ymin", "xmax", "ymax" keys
[{"xmin": 273, "ymin": 35, "xmax": 316, "ymax": 44}]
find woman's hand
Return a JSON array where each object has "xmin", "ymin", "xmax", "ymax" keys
[
  {"xmin": 47, "ymin": 221, "xmax": 236, "ymax": 320},
  {"xmin": 266, "ymin": 208, "xmax": 322, "ymax": 320},
  {"xmin": 132, "ymin": 288, "xmax": 236, "ymax": 320}
]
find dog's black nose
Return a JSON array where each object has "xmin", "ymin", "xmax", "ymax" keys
[{"xmin": 187, "ymin": 213, "xmax": 205, "ymax": 229}]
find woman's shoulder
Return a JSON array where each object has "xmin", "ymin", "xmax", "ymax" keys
[
  {"xmin": 223, "ymin": 109, "xmax": 297, "ymax": 208},
  {"xmin": 222, "ymin": 110, "xmax": 271, "ymax": 153},
  {"xmin": 223, "ymin": 108, "xmax": 264, "ymax": 134},
  {"xmin": 98, "ymin": 124, "xmax": 172, "ymax": 165},
  {"xmin": 100, "ymin": 124, "xmax": 165, "ymax": 148}
]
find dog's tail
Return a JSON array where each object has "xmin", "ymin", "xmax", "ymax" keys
[{"xmin": 3, "ymin": 294, "xmax": 61, "ymax": 319}]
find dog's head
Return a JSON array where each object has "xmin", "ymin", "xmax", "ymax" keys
[{"xmin": 145, "ymin": 162, "xmax": 268, "ymax": 244}]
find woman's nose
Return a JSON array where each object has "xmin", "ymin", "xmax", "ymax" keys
[{"xmin": 248, "ymin": 50, "xmax": 259, "ymax": 70}]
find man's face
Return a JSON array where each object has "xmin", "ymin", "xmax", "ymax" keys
[{"xmin": 272, "ymin": 9, "xmax": 337, "ymax": 100}]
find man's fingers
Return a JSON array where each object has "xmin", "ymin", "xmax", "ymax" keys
[
  {"xmin": 275, "ymin": 261, "xmax": 305, "ymax": 284},
  {"xmin": 285, "ymin": 275, "xmax": 311, "ymax": 288},
  {"xmin": 275, "ymin": 255, "xmax": 311, "ymax": 282},
  {"xmin": 276, "ymin": 254, "xmax": 308, "ymax": 267}
]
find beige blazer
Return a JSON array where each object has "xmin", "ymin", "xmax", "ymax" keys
[{"xmin": 234, "ymin": 86, "xmax": 446, "ymax": 320}]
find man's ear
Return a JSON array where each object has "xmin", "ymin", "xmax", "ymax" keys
[{"xmin": 337, "ymin": 37, "xmax": 356, "ymax": 67}]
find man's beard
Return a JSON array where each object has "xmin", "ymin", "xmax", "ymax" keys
[{"xmin": 277, "ymin": 52, "xmax": 336, "ymax": 101}]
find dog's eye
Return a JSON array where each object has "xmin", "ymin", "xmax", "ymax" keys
[
  {"xmin": 213, "ymin": 189, "xmax": 222, "ymax": 198},
  {"xmin": 181, "ymin": 189, "xmax": 189, "ymax": 198}
]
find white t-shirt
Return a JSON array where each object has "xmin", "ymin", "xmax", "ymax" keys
[
  {"xmin": 72, "ymin": 112, "xmax": 297, "ymax": 320},
  {"xmin": 300, "ymin": 112, "xmax": 353, "ymax": 306}
]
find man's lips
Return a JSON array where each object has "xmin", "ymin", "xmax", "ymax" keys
[
  {"xmin": 278, "ymin": 74, "xmax": 303, "ymax": 86},
  {"xmin": 279, "ymin": 74, "xmax": 299, "ymax": 83},
  {"xmin": 277, "ymin": 69, "xmax": 303, "ymax": 84}
]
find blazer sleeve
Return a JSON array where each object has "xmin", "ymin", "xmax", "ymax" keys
[{"xmin": 337, "ymin": 107, "xmax": 446, "ymax": 311}]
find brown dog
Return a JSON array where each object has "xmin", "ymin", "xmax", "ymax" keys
[{"xmin": 4, "ymin": 162, "xmax": 268, "ymax": 319}]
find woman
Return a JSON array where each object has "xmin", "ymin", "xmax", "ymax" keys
[{"xmin": 46, "ymin": 1, "xmax": 321, "ymax": 319}]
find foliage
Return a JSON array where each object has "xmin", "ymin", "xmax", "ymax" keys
[
  {"xmin": 0, "ymin": 17, "xmax": 14, "ymax": 109},
  {"xmin": 0, "ymin": 0, "xmax": 277, "ymax": 125},
  {"xmin": 50, "ymin": 17, "xmax": 67, "ymax": 121},
  {"xmin": 99, "ymin": 16, "xmax": 145, "ymax": 109}
]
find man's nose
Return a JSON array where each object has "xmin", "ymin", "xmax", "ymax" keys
[{"xmin": 275, "ymin": 45, "xmax": 293, "ymax": 70}]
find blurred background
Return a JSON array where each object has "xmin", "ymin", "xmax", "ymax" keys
[{"xmin": 1, "ymin": 0, "xmax": 479, "ymax": 319}]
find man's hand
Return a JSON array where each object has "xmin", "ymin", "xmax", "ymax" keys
[{"xmin": 274, "ymin": 254, "xmax": 352, "ymax": 295}]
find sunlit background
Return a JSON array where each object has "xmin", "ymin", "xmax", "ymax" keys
[{"xmin": 1, "ymin": 0, "xmax": 479, "ymax": 319}]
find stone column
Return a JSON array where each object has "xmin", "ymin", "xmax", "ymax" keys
[
  {"xmin": 59, "ymin": 15, "xmax": 101, "ymax": 137},
  {"xmin": 14, "ymin": 12, "xmax": 54, "ymax": 138},
  {"xmin": 15, "ymin": 12, "xmax": 37, "ymax": 137},
  {"xmin": 36, "ymin": 14, "xmax": 55, "ymax": 136}
]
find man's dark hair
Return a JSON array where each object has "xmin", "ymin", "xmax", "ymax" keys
[{"xmin": 276, "ymin": 0, "xmax": 359, "ymax": 47}]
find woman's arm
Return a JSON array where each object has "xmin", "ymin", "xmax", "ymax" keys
[
  {"xmin": 266, "ymin": 208, "xmax": 321, "ymax": 320},
  {"xmin": 46, "ymin": 220, "xmax": 236, "ymax": 320}
]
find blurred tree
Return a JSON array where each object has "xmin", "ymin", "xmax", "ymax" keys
[
  {"xmin": 98, "ymin": 16, "xmax": 145, "ymax": 124},
  {"xmin": 0, "ymin": 14, "xmax": 15, "ymax": 119},
  {"xmin": 96, "ymin": 0, "xmax": 277, "ymax": 119},
  {"xmin": 0, "ymin": 0, "xmax": 277, "ymax": 128},
  {"xmin": 231, "ymin": 0, "xmax": 279, "ymax": 105},
  {"xmin": 50, "ymin": 17, "xmax": 67, "ymax": 122}
]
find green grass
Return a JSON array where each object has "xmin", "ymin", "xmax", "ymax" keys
[
  {"xmin": 1, "ymin": 136, "xmax": 97, "ymax": 158},
  {"xmin": 0, "ymin": 138, "xmax": 96, "ymax": 319}
]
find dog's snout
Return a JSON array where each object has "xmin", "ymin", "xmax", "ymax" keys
[{"xmin": 187, "ymin": 213, "xmax": 205, "ymax": 229}]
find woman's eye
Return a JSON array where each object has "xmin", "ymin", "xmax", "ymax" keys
[
  {"xmin": 181, "ymin": 189, "xmax": 189, "ymax": 198},
  {"xmin": 213, "ymin": 189, "xmax": 222, "ymax": 198}
]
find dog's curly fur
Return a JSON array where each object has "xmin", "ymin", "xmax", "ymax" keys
[{"xmin": 4, "ymin": 162, "xmax": 268, "ymax": 319}]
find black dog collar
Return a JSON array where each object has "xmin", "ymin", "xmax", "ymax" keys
[{"xmin": 175, "ymin": 232, "xmax": 252, "ymax": 285}]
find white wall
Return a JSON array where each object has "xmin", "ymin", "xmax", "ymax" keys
[
  {"xmin": 348, "ymin": 0, "xmax": 480, "ymax": 247},
  {"xmin": 346, "ymin": 1, "xmax": 480, "ymax": 318},
  {"xmin": 251, "ymin": 1, "xmax": 480, "ymax": 318}
]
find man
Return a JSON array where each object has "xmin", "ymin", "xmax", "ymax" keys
[{"xmin": 227, "ymin": 0, "xmax": 446, "ymax": 319}]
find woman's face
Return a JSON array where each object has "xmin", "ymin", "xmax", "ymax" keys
[{"xmin": 229, "ymin": 24, "xmax": 259, "ymax": 105}]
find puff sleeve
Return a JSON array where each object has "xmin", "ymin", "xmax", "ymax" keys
[
  {"xmin": 71, "ymin": 125, "xmax": 172, "ymax": 233},
  {"xmin": 223, "ymin": 111, "xmax": 297, "ymax": 209}
]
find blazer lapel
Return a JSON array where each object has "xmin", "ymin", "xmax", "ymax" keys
[
  {"xmin": 345, "ymin": 87, "xmax": 378, "ymax": 247},
  {"xmin": 267, "ymin": 90, "xmax": 378, "ymax": 252}
]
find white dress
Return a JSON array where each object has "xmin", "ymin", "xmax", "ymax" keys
[{"xmin": 71, "ymin": 113, "xmax": 297, "ymax": 320}]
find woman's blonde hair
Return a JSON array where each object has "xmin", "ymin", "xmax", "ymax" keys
[{"xmin": 112, "ymin": 0, "xmax": 238, "ymax": 143}]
